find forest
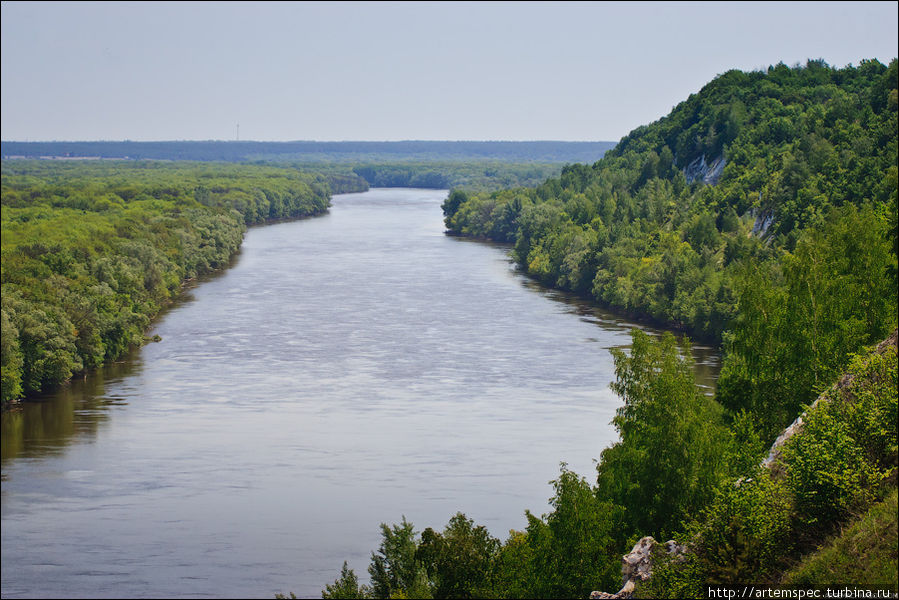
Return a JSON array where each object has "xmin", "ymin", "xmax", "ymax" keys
[
  {"xmin": 338, "ymin": 161, "xmax": 567, "ymax": 191},
  {"xmin": 318, "ymin": 59, "xmax": 898, "ymax": 598}
]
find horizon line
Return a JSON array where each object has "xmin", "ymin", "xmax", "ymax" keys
[{"xmin": 1, "ymin": 139, "xmax": 618, "ymax": 144}]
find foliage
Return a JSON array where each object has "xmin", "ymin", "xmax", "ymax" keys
[
  {"xmin": 596, "ymin": 330, "xmax": 729, "ymax": 539},
  {"xmin": 347, "ymin": 161, "xmax": 566, "ymax": 192},
  {"xmin": 782, "ymin": 346, "xmax": 898, "ymax": 529},
  {"xmin": 521, "ymin": 467, "xmax": 622, "ymax": 598},
  {"xmin": 717, "ymin": 204, "xmax": 898, "ymax": 439},
  {"xmin": 346, "ymin": 468, "xmax": 623, "ymax": 600},
  {"xmin": 322, "ymin": 562, "xmax": 370, "ymax": 599},
  {"xmin": 444, "ymin": 59, "xmax": 898, "ymax": 348},
  {"xmin": 0, "ymin": 309, "xmax": 23, "ymax": 403},
  {"xmin": 487, "ymin": 530, "xmax": 534, "ymax": 599},
  {"xmin": 367, "ymin": 517, "xmax": 431, "ymax": 599},
  {"xmin": 722, "ymin": 409, "xmax": 767, "ymax": 478},
  {"xmin": 417, "ymin": 513, "xmax": 500, "ymax": 599},
  {"xmin": 781, "ymin": 488, "xmax": 898, "ymax": 589},
  {"xmin": 691, "ymin": 470, "xmax": 794, "ymax": 585},
  {"xmin": 645, "ymin": 340, "xmax": 898, "ymax": 597}
]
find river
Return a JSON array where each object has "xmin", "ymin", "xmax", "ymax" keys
[{"xmin": 1, "ymin": 188, "xmax": 719, "ymax": 598}]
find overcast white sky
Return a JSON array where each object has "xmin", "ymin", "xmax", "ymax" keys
[{"xmin": 2, "ymin": 1, "xmax": 897, "ymax": 142}]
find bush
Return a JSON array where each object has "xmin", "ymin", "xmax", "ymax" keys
[
  {"xmin": 691, "ymin": 470, "xmax": 794, "ymax": 584},
  {"xmin": 783, "ymin": 346, "xmax": 897, "ymax": 530}
]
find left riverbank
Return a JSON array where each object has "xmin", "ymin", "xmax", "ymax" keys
[{"xmin": 0, "ymin": 160, "xmax": 368, "ymax": 408}]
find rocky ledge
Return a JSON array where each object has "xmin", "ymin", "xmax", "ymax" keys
[{"xmin": 589, "ymin": 536, "xmax": 686, "ymax": 599}]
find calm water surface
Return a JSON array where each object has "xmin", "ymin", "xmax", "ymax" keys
[{"xmin": 1, "ymin": 189, "xmax": 719, "ymax": 598}]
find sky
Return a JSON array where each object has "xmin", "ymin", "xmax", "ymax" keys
[{"xmin": 1, "ymin": 1, "xmax": 897, "ymax": 142}]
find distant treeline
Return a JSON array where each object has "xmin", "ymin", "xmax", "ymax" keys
[
  {"xmin": 0, "ymin": 161, "xmax": 352, "ymax": 406},
  {"xmin": 1, "ymin": 140, "xmax": 616, "ymax": 164},
  {"xmin": 328, "ymin": 161, "xmax": 568, "ymax": 191}
]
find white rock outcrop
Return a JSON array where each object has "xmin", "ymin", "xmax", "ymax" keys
[
  {"xmin": 590, "ymin": 536, "xmax": 686, "ymax": 599},
  {"xmin": 683, "ymin": 154, "xmax": 726, "ymax": 185}
]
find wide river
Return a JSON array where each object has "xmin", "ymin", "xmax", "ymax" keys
[{"xmin": 1, "ymin": 188, "xmax": 719, "ymax": 598}]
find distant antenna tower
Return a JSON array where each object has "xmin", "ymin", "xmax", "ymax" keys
[{"xmin": 236, "ymin": 123, "xmax": 240, "ymax": 141}]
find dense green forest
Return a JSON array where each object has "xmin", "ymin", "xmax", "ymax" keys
[
  {"xmin": 318, "ymin": 59, "xmax": 898, "ymax": 598},
  {"xmin": 0, "ymin": 161, "xmax": 353, "ymax": 406},
  {"xmin": 444, "ymin": 59, "xmax": 897, "ymax": 343},
  {"xmin": 444, "ymin": 58, "xmax": 898, "ymax": 440}
]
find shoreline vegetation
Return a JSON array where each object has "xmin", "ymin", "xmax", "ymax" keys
[
  {"xmin": 0, "ymin": 161, "xmax": 345, "ymax": 407},
  {"xmin": 315, "ymin": 59, "xmax": 897, "ymax": 598}
]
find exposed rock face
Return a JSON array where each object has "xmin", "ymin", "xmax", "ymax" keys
[
  {"xmin": 683, "ymin": 154, "xmax": 726, "ymax": 185},
  {"xmin": 750, "ymin": 209, "xmax": 775, "ymax": 238},
  {"xmin": 590, "ymin": 536, "xmax": 686, "ymax": 599}
]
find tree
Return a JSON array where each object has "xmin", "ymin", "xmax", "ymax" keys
[
  {"xmin": 523, "ymin": 467, "xmax": 622, "ymax": 598},
  {"xmin": 368, "ymin": 517, "xmax": 431, "ymax": 599},
  {"xmin": 718, "ymin": 204, "xmax": 898, "ymax": 440},
  {"xmin": 0, "ymin": 308, "xmax": 24, "ymax": 405},
  {"xmin": 416, "ymin": 513, "xmax": 499, "ymax": 599},
  {"xmin": 596, "ymin": 330, "xmax": 729, "ymax": 538},
  {"xmin": 441, "ymin": 190, "xmax": 468, "ymax": 220},
  {"xmin": 322, "ymin": 561, "xmax": 369, "ymax": 599}
]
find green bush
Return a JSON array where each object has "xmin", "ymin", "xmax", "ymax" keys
[
  {"xmin": 691, "ymin": 470, "xmax": 794, "ymax": 584},
  {"xmin": 783, "ymin": 346, "xmax": 897, "ymax": 530},
  {"xmin": 416, "ymin": 513, "xmax": 499, "ymax": 599}
]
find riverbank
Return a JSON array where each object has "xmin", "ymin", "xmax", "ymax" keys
[{"xmin": 1, "ymin": 160, "xmax": 342, "ymax": 407}]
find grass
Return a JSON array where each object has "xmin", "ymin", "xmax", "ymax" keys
[{"xmin": 782, "ymin": 487, "xmax": 898, "ymax": 590}]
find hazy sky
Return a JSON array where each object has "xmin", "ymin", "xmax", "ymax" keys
[{"xmin": 2, "ymin": 1, "xmax": 897, "ymax": 142}]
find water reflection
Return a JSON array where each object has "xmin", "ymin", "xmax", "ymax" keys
[
  {"xmin": 454, "ymin": 237, "xmax": 720, "ymax": 394},
  {"xmin": 0, "ymin": 254, "xmax": 242, "ymax": 466},
  {"xmin": 1, "ymin": 358, "xmax": 138, "ymax": 463}
]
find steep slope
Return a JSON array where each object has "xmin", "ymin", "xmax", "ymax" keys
[{"xmin": 443, "ymin": 59, "xmax": 898, "ymax": 344}]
